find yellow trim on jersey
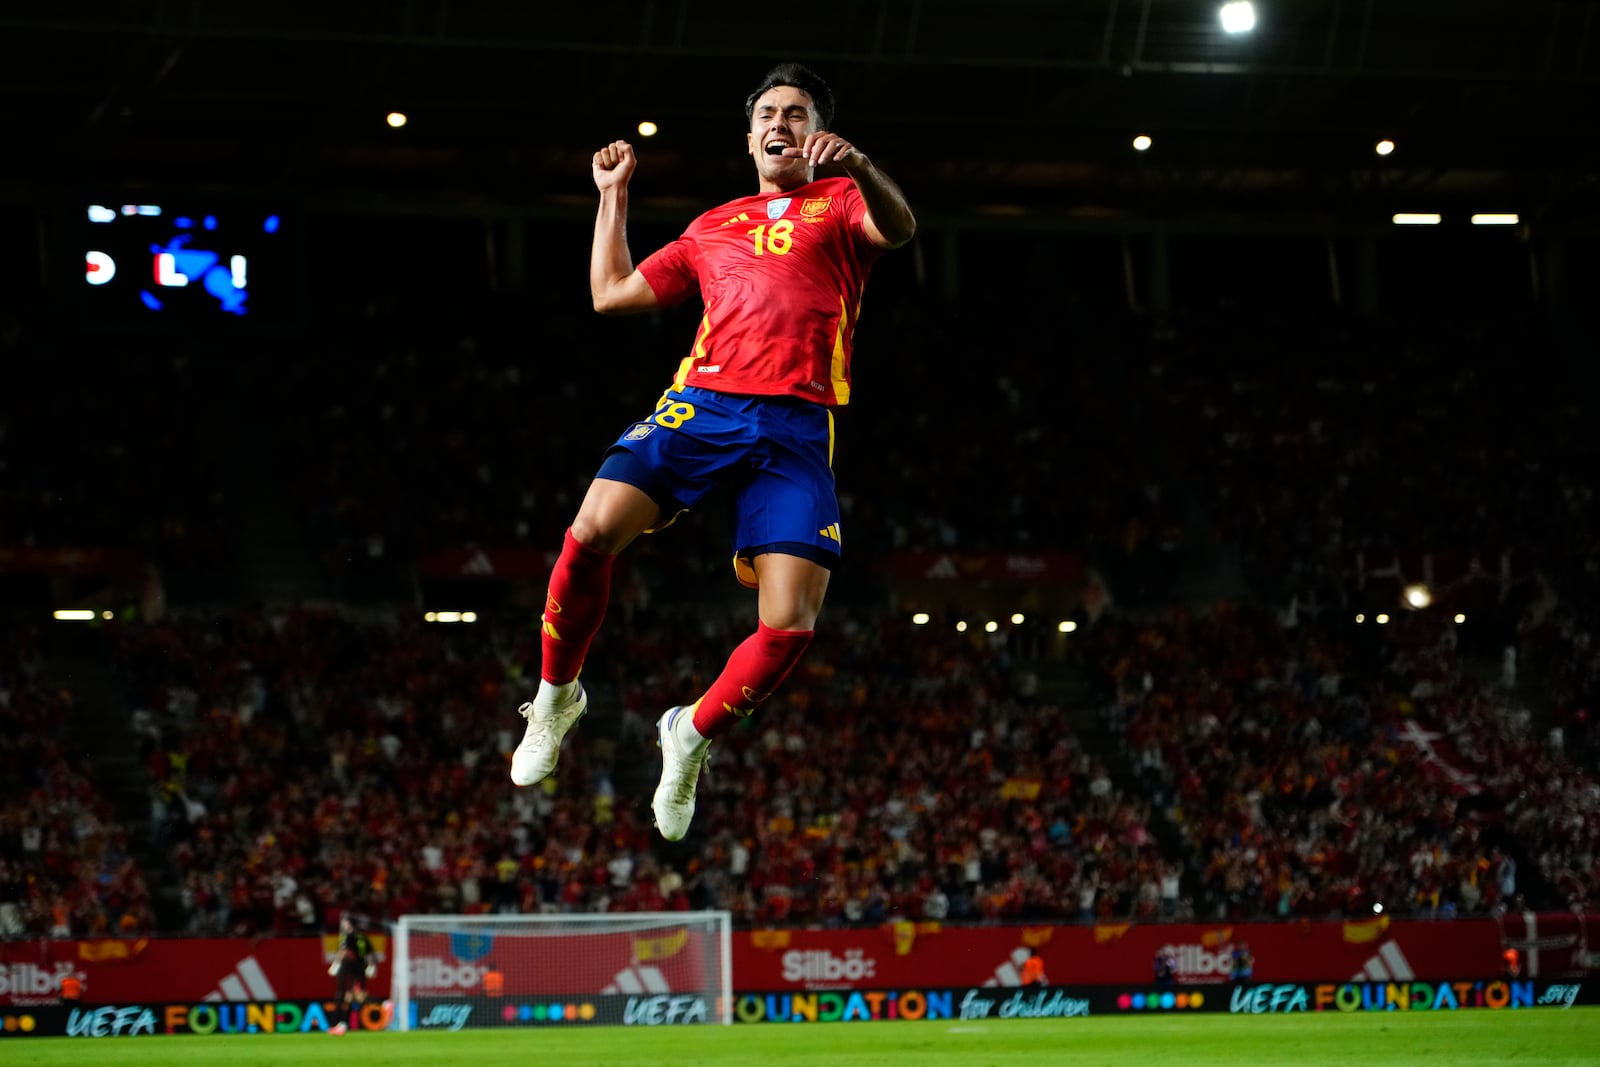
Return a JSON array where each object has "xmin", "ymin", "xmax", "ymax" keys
[
  {"xmin": 827, "ymin": 408, "xmax": 835, "ymax": 467},
  {"xmin": 674, "ymin": 313, "xmax": 714, "ymax": 389},
  {"xmin": 829, "ymin": 296, "xmax": 851, "ymax": 405}
]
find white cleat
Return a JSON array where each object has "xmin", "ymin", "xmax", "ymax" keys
[
  {"xmin": 652, "ymin": 706, "xmax": 709, "ymax": 841},
  {"xmin": 510, "ymin": 682, "xmax": 587, "ymax": 786}
]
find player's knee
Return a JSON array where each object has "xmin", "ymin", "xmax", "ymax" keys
[
  {"xmin": 571, "ymin": 481, "xmax": 661, "ymax": 553},
  {"xmin": 762, "ymin": 602, "xmax": 822, "ymax": 632},
  {"xmin": 569, "ymin": 515, "xmax": 629, "ymax": 555}
]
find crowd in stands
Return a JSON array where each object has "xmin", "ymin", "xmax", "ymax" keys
[
  {"xmin": 0, "ymin": 627, "xmax": 155, "ymax": 940},
  {"xmin": 87, "ymin": 580, "xmax": 1597, "ymax": 937},
  {"xmin": 118, "ymin": 608, "xmax": 534, "ymax": 936},
  {"xmin": 1091, "ymin": 604, "xmax": 1597, "ymax": 921},
  {"xmin": 110, "ymin": 602, "xmax": 1149, "ymax": 932}
]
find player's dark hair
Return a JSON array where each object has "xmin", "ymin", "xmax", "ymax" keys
[{"xmin": 745, "ymin": 62, "xmax": 835, "ymax": 131}]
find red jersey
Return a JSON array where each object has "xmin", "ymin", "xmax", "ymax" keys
[{"xmin": 637, "ymin": 176, "xmax": 884, "ymax": 406}]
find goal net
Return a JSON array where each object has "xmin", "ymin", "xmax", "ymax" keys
[{"xmin": 392, "ymin": 911, "xmax": 733, "ymax": 1030}]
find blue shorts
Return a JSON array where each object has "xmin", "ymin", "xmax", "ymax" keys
[{"xmin": 597, "ymin": 386, "xmax": 841, "ymax": 587}]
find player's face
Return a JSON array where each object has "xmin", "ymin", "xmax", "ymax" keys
[{"xmin": 747, "ymin": 85, "xmax": 818, "ymax": 185}]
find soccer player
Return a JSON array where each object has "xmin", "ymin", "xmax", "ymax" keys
[
  {"xmin": 329, "ymin": 915, "xmax": 376, "ymax": 1018},
  {"xmin": 510, "ymin": 62, "xmax": 916, "ymax": 841}
]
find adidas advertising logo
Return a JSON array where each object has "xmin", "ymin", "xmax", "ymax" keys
[
  {"xmin": 1351, "ymin": 941, "xmax": 1416, "ymax": 982},
  {"xmin": 202, "ymin": 956, "xmax": 278, "ymax": 1002},
  {"xmin": 602, "ymin": 964, "xmax": 671, "ymax": 995},
  {"xmin": 982, "ymin": 947, "xmax": 1032, "ymax": 987}
]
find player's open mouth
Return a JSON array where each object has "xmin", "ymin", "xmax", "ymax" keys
[{"xmin": 764, "ymin": 143, "xmax": 789, "ymax": 156}]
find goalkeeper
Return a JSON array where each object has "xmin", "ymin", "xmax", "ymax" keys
[{"xmin": 330, "ymin": 915, "xmax": 377, "ymax": 1012}]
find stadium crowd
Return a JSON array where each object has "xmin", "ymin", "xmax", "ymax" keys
[
  {"xmin": 75, "ymin": 578, "xmax": 1596, "ymax": 937},
  {"xmin": 1092, "ymin": 604, "xmax": 1596, "ymax": 921},
  {"xmin": 107, "ymin": 603, "xmax": 1130, "ymax": 933},
  {"xmin": 0, "ymin": 626, "xmax": 155, "ymax": 940}
]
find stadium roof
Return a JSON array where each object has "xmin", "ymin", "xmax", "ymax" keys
[{"xmin": 4, "ymin": 1, "xmax": 1597, "ymax": 225}]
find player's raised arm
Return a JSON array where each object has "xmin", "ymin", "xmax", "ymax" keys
[
  {"xmin": 590, "ymin": 140, "xmax": 660, "ymax": 314},
  {"xmin": 788, "ymin": 131, "xmax": 917, "ymax": 250}
]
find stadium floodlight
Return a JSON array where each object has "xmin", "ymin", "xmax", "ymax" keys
[
  {"xmin": 424, "ymin": 611, "xmax": 477, "ymax": 623},
  {"xmin": 1454, "ymin": 613, "xmax": 1467, "ymax": 624},
  {"xmin": 386, "ymin": 111, "xmax": 408, "ymax": 128},
  {"xmin": 52, "ymin": 609, "xmax": 96, "ymax": 621},
  {"xmin": 1471, "ymin": 213, "xmax": 1519, "ymax": 226},
  {"xmin": 1219, "ymin": 1, "xmax": 1256, "ymax": 34},
  {"xmin": 637, "ymin": 120, "xmax": 659, "ymax": 137},
  {"xmin": 393, "ymin": 912, "xmax": 732, "ymax": 1030},
  {"xmin": 1376, "ymin": 613, "xmax": 1391, "ymax": 625},
  {"xmin": 1403, "ymin": 583, "xmax": 1432, "ymax": 609},
  {"xmin": 1375, "ymin": 139, "xmax": 1395, "ymax": 156},
  {"xmin": 912, "ymin": 612, "xmax": 930, "ymax": 625},
  {"xmin": 1010, "ymin": 613, "xmax": 1025, "ymax": 624},
  {"xmin": 1355, "ymin": 613, "xmax": 1366, "ymax": 624},
  {"xmin": 1132, "ymin": 134, "xmax": 1153, "ymax": 151},
  {"xmin": 956, "ymin": 620, "xmax": 969, "ymax": 633},
  {"xmin": 1392, "ymin": 213, "xmax": 1442, "ymax": 225},
  {"xmin": 984, "ymin": 620, "xmax": 999, "ymax": 633},
  {"xmin": 1058, "ymin": 620, "xmax": 1078, "ymax": 633}
]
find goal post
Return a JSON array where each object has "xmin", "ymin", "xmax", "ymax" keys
[{"xmin": 392, "ymin": 911, "xmax": 733, "ymax": 1030}]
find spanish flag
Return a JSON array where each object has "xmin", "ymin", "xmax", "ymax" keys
[
  {"xmin": 78, "ymin": 938, "xmax": 148, "ymax": 963},
  {"xmin": 1020, "ymin": 927, "xmax": 1055, "ymax": 948},
  {"xmin": 1342, "ymin": 915, "xmax": 1390, "ymax": 943},
  {"xmin": 750, "ymin": 929, "xmax": 792, "ymax": 951},
  {"xmin": 1094, "ymin": 923, "xmax": 1131, "ymax": 944}
]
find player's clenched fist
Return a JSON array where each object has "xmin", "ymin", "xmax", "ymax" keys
[
  {"xmin": 593, "ymin": 140, "xmax": 636, "ymax": 191},
  {"xmin": 784, "ymin": 131, "xmax": 861, "ymax": 168}
]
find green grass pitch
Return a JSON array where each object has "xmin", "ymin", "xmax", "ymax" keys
[{"xmin": 6, "ymin": 1010, "xmax": 1598, "ymax": 1066}]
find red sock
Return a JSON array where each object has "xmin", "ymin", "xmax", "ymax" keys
[
  {"xmin": 691, "ymin": 621, "xmax": 813, "ymax": 739},
  {"xmin": 540, "ymin": 528, "xmax": 614, "ymax": 685}
]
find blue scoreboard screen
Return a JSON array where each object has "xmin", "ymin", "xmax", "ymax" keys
[{"xmin": 74, "ymin": 198, "xmax": 304, "ymax": 335}]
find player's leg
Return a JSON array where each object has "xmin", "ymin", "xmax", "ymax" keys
[
  {"xmin": 336, "ymin": 971, "xmax": 354, "ymax": 1010},
  {"xmin": 542, "ymin": 476, "xmax": 661, "ymax": 683},
  {"xmin": 516, "ymin": 391, "xmax": 739, "ymax": 788},
  {"xmin": 653, "ymin": 399, "xmax": 838, "ymax": 838},
  {"xmin": 653, "ymin": 553, "xmax": 828, "ymax": 841},
  {"xmin": 697, "ymin": 552, "xmax": 825, "ymax": 730},
  {"xmin": 511, "ymin": 477, "xmax": 659, "ymax": 787}
]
